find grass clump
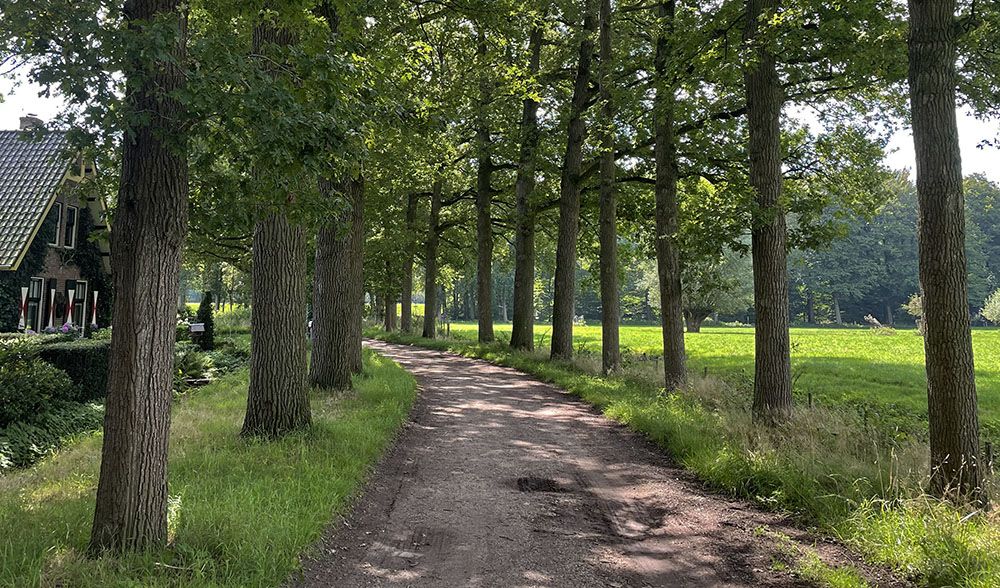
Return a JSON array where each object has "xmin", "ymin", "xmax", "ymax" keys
[
  {"xmin": 371, "ymin": 328, "xmax": 998, "ymax": 587},
  {"xmin": 0, "ymin": 349, "xmax": 415, "ymax": 586}
]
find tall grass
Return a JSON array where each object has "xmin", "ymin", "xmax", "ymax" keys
[
  {"xmin": 370, "ymin": 329, "xmax": 1000, "ymax": 587},
  {"xmin": 0, "ymin": 349, "xmax": 416, "ymax": 586}
]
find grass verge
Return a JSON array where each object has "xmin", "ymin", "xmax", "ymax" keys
[
  {"xmin": 370, "ymin": 329, "xmax": 999, "ymax": 588},
  {"xmin": 0, "ymin": 348, "xmax": 416, "ymax": 587}
]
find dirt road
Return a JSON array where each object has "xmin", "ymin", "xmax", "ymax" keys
[{"xmin": 293, "ymin": 341, "xmax": 871, "ymax": 587}]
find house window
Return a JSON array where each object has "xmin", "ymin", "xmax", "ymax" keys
[
  {"xmin": 64, "ymin": 206, "xmax": 78, "ymax": 249},
  {"xmin": 73, "ymin": 280, "xmax": 87, "ymax": 325},
  {"xmin": 48, "ymin": 202, "xmax": 62, "ymax": 246},
  {"xmin": 26, "ymin": 278, "xmax": 43, "ymax": 332}
]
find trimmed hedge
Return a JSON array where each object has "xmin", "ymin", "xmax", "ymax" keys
[
  {"xmin": 0, "ymin": 345, "xmax": 73, "ymax": 428},
  {"xmin": 0, "ymin": 400, "xmax": 104, "ymax": 471},
  {"xmin": 38, "ymin": 339, "xmax": 111, "ymax": 402}
]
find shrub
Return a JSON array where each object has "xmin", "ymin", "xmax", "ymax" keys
[
  {"xmin": 37, "ymin": 339, "xmax": 111, "ymax": 402},
  {"xmin": 196, "ymin": 292, "xmax": 216, "ymax": 350},
  {"xmin": 0, "ymin": 340, "xmax": 74, "ymax": 428},
  {"xmin": 0, "ymin": 400, "xmax": 103, "ymax": 471},
  {"xmin": 982, "ymin": 289, "xmax": 1000, "ymax": 325}
]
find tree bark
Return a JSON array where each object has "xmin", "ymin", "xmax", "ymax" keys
[
  {"xmin": 510, "ymin": 22, "xmax": 544, "ymax": 352},
  {"xmin": 833, "ymin": 295, "xmax": 842, "ymax": 324},
  {"xmin": 242, "ymin": 21, "xmax": 311, "ymax": 437},
  {"xmin": 653, "ymin": 0, "xmax": 686, "ymax": 389},
  {"xmin": 806, "ymin": 290, "xmax": 815, "ymax": 324},
  {"xmin": 90, "ymin": 0, "xmax": 188, "ymax": 554},
  {"xmin": 551, "ymin": 0, "xmax": 597, "ymax": 360},
  {"xmin": 400, "ymin": 192, "xmax": 418, "ymax": 334},
  {"xmin": 383, "ymin": 287, "xmax": 396, "ymax": 331},
  {"xmin": 684, "ymin": 311, "xmax": 708, "ymax": 333},
  {"xmin": 422, "ymin": 178, "xmax": 443, "ymax": 339},
  {"xmin": 475, "ymin": 29, "xmax": 495, "ymax": 343},
  {"xmin": 885, "ymin": 300, "xmax": 894, "ymax": 326},
  {"xmin": 908, "ymin": 0, "xmax": 985, "ymax": 503},
  {"xmin": 745, "ymin": 0, "xmax": 792, "ymax": 423},
  {"xmin": 597, "ymin": 0, "xmax": 620, "ymax": 374},
  {"xmin": 309, "ymin": 175, "xmax": 365, "ymax": 390}
]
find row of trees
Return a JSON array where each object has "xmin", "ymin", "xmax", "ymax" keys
[
  {"xmin": 3, "ymin": 0, "xmax": 998, "ymax": 558},
  {"xmin": 360, "ymin": 0, "xmax": 999, "ymax": 506}
]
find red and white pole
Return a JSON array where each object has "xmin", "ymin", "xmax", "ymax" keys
[
  {"xmin": 47, "ymin": 289, "xmax": 56, "ymax": 329},
  {"xmin": 19, "ymin": 287, "xmax": 28, "ymax": 330},
  {"xmin": 92, "ymin": 290, "xmax": 99, "ymax": 328},
  {"xmin": 66, "ymin": 289, "xmax": 75, "ymax": 326}
]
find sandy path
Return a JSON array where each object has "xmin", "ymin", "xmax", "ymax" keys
[{"xmin": 293, "ymin": 341, "xmax": 858, "ymax": 587}]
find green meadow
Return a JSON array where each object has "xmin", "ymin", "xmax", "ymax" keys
[{"xmin": 442, "ymin": 323, "xmax": 1000, "ymax": 431}]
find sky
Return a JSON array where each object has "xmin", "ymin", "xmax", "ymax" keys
[{"xmin": 2, "ymin": 77, "xmax": 999, "ymax": 182}]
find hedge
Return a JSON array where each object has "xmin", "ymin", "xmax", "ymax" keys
[
  {"xmin": 38, "ymin": 339, "xmax": 111, "ymax": 402},
  {"xmin": 0, "ymin": 400, "xmax": 104, "ymax": 471}
]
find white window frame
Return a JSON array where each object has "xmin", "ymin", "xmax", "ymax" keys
[
  {"xmin": 73, "ymin": 279, "xmax": 87, "ymax": 325},
  {"xmin": 48, "ymin": 202, "xmax": 62, "ymax": 247},
  {"xmin": 27, "ymin": 277, "xmax": 44, "ymax": 332},
  {"xmin": 64, "ymin": 205, "xmax": 78, "ymax": 249}
]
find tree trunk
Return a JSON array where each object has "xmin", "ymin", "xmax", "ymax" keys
[
  {"xmin": 422, "ymin": 178, "xmax": 443, "ymax": 339},
  {"xmin": 806, "ymin": 290, "xmax": 815, "ymax": 324},
  {"xmin": 383, "ymin": 288, "xmax": 396, "ymax": 331},
  {"xmin": 908, "ymin": 0, "xmax": 985, "ymax": 503},
  {"xmin": 684, "ymin": 311, "xmax": 707, "ymax": 333},
  {"xmin": 243, "ymin": 21, "xmax": 311, "ymax": 437},
  {"xmin": 309, "ymin": 175, "xmax": 365, "ymax": 390},
  {"xmin": 510, "ymin": 22, "xmax": 544, "ymax": 352},
  {"xmin": 551, "ymin": 0, "xmax": 597, "ymax": 361},
  {"xmin": 475, "ymin": 29, "xmax": 495, "ymax": 343},
  {"xmin": 244, "ymin": 211, "xmax": 310, "ymax": 435},
  {"xmin": 597, "ymin": 0, "xmax": 620, "ymax": 374},
  {"xmin": 400, "ymin": 192, "xmax": 418, "ymax": 334},
  {"xmin": 885, "ymin": 300, "xmax": 894, "ymax": 326},
  {"xmin": 653, "ymin": 0, "xmax": 686, "ymax": 389},
  {"xmin": 90, "ymin": 0, "xmax": 188, "ymax": 555},
  {"xmin": 833, "ymin": 295, "xmax": 843, "ymax": 324},
  {"xmin": 745, "ymin": 0, "xmax": 792, "ymax": 423}
]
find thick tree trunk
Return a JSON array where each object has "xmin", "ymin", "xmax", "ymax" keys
[
  {"xmin": 243, "ymin": 21, "xmax": 311, "ymax": 436},
  {"xmin": 510, "ymin": 23, "xmax": 544, "ymax": 352},
  {"xmin": 244, "ymin": 211, "xmax": 311, "ymax": 436},
  {"xmin": 310, "ymin": 176, "xmax": 365, "ymax": 390},
  {"xmin": 400, "ymin": 192, "xmax": 418, "ymax": 334},
  {"xmin": 684, "ymin": 312, "xmax": 707, "ymax": 333},
  {"xmin": 597, "ymin": 0, "xmax": 620, "ymax": 374},
  {"xmin": 833, "ymin": 295, "xmax": 843, "ymax": 324},
  {"xmin": 551, "ymin": 0, "xmax": 597, "ymax": 360},
  {"xmin": 476, "ymin": 29, "xmax": 495, "ymax": 343},
  {"xmin": 885, "ymin": 300, "xmax": 894, "ymax": 326},
  {"xmin": 908, "ymin": 0, "xmax": 985, "ymax": 503},
  {"xmin": 745, "ymin": 0, "xmax": 792, "ymax": 423},
  {"xmin": 653, "ymin": 0, "xmax": 686, "ymax": 389},
  {"xmin": 422, "ymin": 179, "xmax": 443, "ymax": 339},
  {"xmin": 90, "ymin": 0, "xmax": 188, "ymax": 554}
]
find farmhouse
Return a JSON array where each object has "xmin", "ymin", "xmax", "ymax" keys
[{"xmin": 0, "ymin": 116, "xmax": 109, "ymax": 332}]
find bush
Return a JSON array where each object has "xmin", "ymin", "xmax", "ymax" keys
[
  {"xmin": 982, "ymin": 289, "xmax": 1000, "ymax": 325},
  {"xmin": 196, "ymin": 292, "xmax": 216, "ymax": 350},
  {"xmin": 37, "ymin": 339, "xmax": 111, "ymax": 402},
  {"xmin": 0, "ymin": 340, "xmax": 74, "ymax": 428},
  {"xmin": 0, "ymin": 400, "xmax": 103, "ymax": 471}
]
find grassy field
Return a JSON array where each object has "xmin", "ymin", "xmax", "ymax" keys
[
  {"xmin": 0, "ymin": 350, "xmax": 416, "ymax": 586},
  {"xmin": 441, "ymin": 322, "xmax": 1000, "ymax": 434}
]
